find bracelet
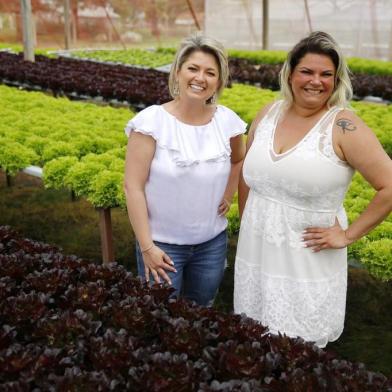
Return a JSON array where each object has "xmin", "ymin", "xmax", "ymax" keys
[{"xmin": 141, "ymin": 243, "xmax": 154, "ymax": 253}]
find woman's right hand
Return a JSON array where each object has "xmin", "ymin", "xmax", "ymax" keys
[{"xmin": 142, "ymin": 245, "xmax": 176, "ymax": 285}]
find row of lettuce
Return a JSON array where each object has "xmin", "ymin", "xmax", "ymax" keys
[
  {"xmin": 2, "ymin": 225, "xmax": 390, "ymax": 390},
  {"xmin": 3, "ymin": 43, "xmax": 392, "ymax": 75},
  {"xmin": 0, "ymin": 51, "xmax": 170, "ymax": 106},
  {"xmin": 63, "ymin": 48, "xmax": 392, "ymax": 102},
  {"xmin": 55, "ymin": 46, "xmax": 392, "ymax": 76},
  {"xmin": 1, "ymin": 48, "xmax": 392, "ymax": 104},
  {"xmin": 1, "ymin": 83, "xmax": 391, "ymax": 280},
  {"xmin": 167, "ymin": 47, "xmax": 392, "ymax": 76}
]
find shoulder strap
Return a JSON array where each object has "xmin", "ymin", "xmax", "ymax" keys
[
  {"xmin": 264, "ymin": 100, "xmax": 283, "ymax": 123},
  {"xmin": 318, "ymin": 106, "xmax": 343, "ymax": 137},
  {"xmin": 254, "ymin": 100, "xmax": 283, "ymax": 136},
  {"xmin": 318, "ymin": 106, "xmax": 349, "ymax": 166}
]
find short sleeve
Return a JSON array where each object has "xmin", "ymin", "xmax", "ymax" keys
[
  {"xmin": 217, "ymin": 105, "xmax": 247, "ymax": 139},
  {"xmin": 124, "ymin": 104, "xmax": 247, "ymax": 167},
  {"xmin": 124, "ymin": 105, "xmax": 161, "ymax": 138}
]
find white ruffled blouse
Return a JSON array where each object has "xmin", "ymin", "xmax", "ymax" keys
[{"xmin": 125, "ymin": 104, "xmax": 247, "ymax": 245}]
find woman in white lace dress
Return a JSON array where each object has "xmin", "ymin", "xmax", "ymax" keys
[
  {"xmin": 124, "ymin": 34, "xmax": 246, "ymax": 306},
  {"xmin": 234, "ymin": 31, "xmax": 392, "ymax": 347}
]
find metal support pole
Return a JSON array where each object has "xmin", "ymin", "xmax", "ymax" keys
[
  {"xmin": 98, "ymin": 207, "xmax": 114, "ymax": 264},
  {"xmin": 389, "ymin": 20, "xmax": 392, "ymax": 61},
  {"xmin": 64, "ymin": 0, "xmax": 72, "ymax": 49},
  {"xmin": 304, "ymin": 0, "xmax": 313, "ymax": 33},
  {"xmin": 20, "ymin": 0, "xmax": 35, "ymax": 62},
  {"xmin": 186, "ymin": 0, "xmax": 201, "ymax": 30},
  {"xmin": 262, "ymin": 0, "xmax": 269, "ymax": 50}
]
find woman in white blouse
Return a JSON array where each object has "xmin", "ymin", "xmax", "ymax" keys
[{"xmin": 124, "ymin": 34, "xmax": 246, "ymax": 306}]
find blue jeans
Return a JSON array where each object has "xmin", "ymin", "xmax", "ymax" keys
[{"xmin": 135, "ymin": 230, "xmax": 227, "ymax": 307}]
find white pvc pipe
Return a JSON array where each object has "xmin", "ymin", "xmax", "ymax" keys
[{"xmin": 22, "ymin": 165, "xmax": 43, "ymax": 178}]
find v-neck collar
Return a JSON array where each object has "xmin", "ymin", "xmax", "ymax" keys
[{"xmin": 269, "ymin": 104, "xmax": 334, "ymax": 161}]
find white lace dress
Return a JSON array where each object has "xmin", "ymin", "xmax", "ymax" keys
[{"xmin": 234, "ymin": 100, "xmax": 354, "ymax": 347}]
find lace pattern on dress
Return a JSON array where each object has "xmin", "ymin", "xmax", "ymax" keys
[
  {"xmin": 256, "ymin": 102, "xmax": 351, "ymax": 167},
  {"xmin": 241, "ymin": 193, "xmax": 340, "ymax": 249},
  {"xmin": 234, "ymin": 261, "xmax": 347, "ymax": 347},
  {"xmin": 253, "ymin": 101, "xmax": 282, "ymax": 144},
  {"xmin": 235, "ymin": 101, "xmax": 351, "ymax": 347},
  {"xmin": 244, "ymin": 171, "xmax": 347, "ymax": 213},
  {"xmin": 267, "ymin": 103, "xmax": 335, "ymax": 163},
  {"xmin": 318, "ymin": 109, "xmax": 352, "ymax": 167}
]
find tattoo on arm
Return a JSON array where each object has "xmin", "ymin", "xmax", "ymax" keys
[{"xmin": 336, "ymin": 118, "xmax": 357, "ymax": 133}]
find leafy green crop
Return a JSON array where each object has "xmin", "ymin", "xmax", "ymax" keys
[
  {"xmin": 1, "ymin": 84, "xmax": 132, "ymax": 208},
  {"xmin": 358, "ymin": 239, "xmax": 392, "ymax": 281},
  {"xmin": 227, "ymin": 48, "xmax": 392, "ymax": 76},
  {"xmin": 70, "ymin": 48, "xmax": 174, "ymax": 68},
  {"xmin": 3, "ymin": 43, "xmax": 392, "ymax": 76},
  {"xmin": 347, "ymin": 57, "xmax": 392, "ymax": 76},
  {"xmin": 1, "ymin": 82, "xmax": 391, "ymax": 280},
  {"xmin": 43, "ymin": 156, "xmax": 79, "ymax": 189},
  {"xmin": 219, "ymin": 83, "xmax": 278, "ymax": 125},
  {"xmin": 0, "ymin": 42, "xmax": 54, "ymax": 56},
  {"xmin": 228, "ymin": 49, "xmax": 287, "ymax": 64},
  {"xmin": 0, "ymin": 138, "xmax": 39, "ymax": 175},
  {"xmin": 88, "ymin": 170, "xmax": 124, "ymax": 208},
  {"xmin": 65, "ymin": 161, "xmax": 106, "ymax": 197},
  {"xmin": 344, "ymin": 173, "xmax": 392, "ymax": 279}
]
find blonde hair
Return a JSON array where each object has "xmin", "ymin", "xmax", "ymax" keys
[
  {"xmin": 279, "ymin": 31, "xmax": 353, "ymax": 109},
  {"xmin": 168, "ymin": 33, "xmax": 229, "ymax": 104}
]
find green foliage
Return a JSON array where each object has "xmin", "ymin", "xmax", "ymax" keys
[
  {"xmin": 345, "ymin": 173, "xmax": 391, "ymax": 279},
  {"xmin": 81, "ymin": 152, "xmax": 115, "ymax": 168},
  {"xmin": 40, "ymin": 46, "xmax": 392, "ymax": 76},
  {"xmin": 219, "ymin": 83, "xmax": 278, "ymax": 126},
  {"xmin": 105, "ymin": 146, "xmax": 127, "ymax": 159},
  {"xmin": 0, "ymin": 43, "xmax": 56, "ymax": 56},
  {"xmin": 70, "ymin": 48, "xmax": 174, "ymax": 68},
  {"xmin": 347, "ymin": 57, "xmax": 392, "ymax": 76},
  {"xmin": 0, "ymin": 84, "xmax": 133, "ymax": 209},
  {"xmin": 0, "ymin": 84, "xmax": 132, "ymax": 169},
  {"xmin": 2, "ymin": 77, "xmax": 392, "ymax": 280},
  {"xmin": 156, "ymin": 47, "xmax": 177, "ymax": 56},
  {"xmin": 228, "ymin": 49, "xmax": 287, "ymax": 64},
  {"xmin": 117, "ymin": 184, "xmax": 127, "ymax": 209},
  {"xmin": 227, "ymin": 48, "xmax": 392, "ymax": 76},
  {"xmin": 351, "ymin": 101, "xmax": 392, "ymax": 157},
  {"xmin": 24, "ymin": 135, "xmax": 48, "ymax": 156},
  {"xmin": 65, "ymin": 161, "xmax": 106, "ymax": 197},
  {"xmin": 42, "ymin": 141, "xmax": 79, "ymax": 163},
  {"xmin": 0, "ymin": 139, "xmax": 39, "ymax": 175},
  {"xmin": 108, "ymin": 157, "xmax": 125, "ymax": 173},
  {"xmin": 227, "ymin": 203, "xmax": 240, "ymax": 236},
  {"xmin": 88, "ymin": 170, "xmax": 124, "ymax": 208},
  {"xmin": 358, "ymin": 240, "xmax": 392, "ymax": 281},
  {"xmin": 43, "ymin": 156, "xmax": 79, "ymax": 189}
]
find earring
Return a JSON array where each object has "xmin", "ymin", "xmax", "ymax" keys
[
  {"xmin": 173, "ymin": 81, "xmax": 179, "ymax": 97},
  {"xmin": 209, "ymin": 93, "xmax": 216, "ymax": 104}
]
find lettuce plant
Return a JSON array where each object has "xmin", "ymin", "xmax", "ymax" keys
[{"xmin": 0, "ymin": 226, "xmax": 391, "ymax": 390}]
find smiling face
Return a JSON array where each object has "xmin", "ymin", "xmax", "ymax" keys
[
  {"xmin": 176, "ymin": 50, "xmax": 220, "ymax": 103},
  {"xmin": 290, "ymin": 53, "xmax": 336, "ymax": 110}
]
